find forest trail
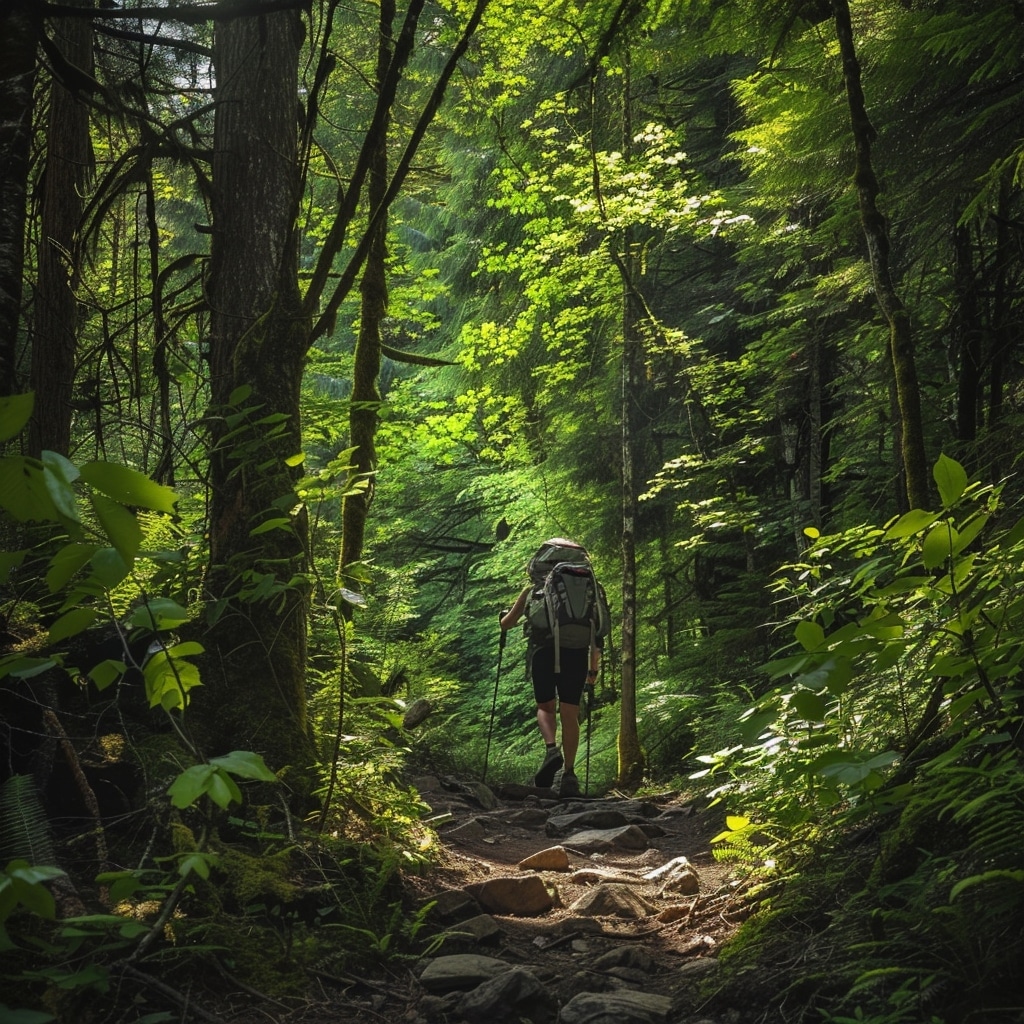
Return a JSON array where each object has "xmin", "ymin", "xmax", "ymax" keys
[{"xmin": 306, "ymin": 775, "xmax": 748, "ymax": 1024}]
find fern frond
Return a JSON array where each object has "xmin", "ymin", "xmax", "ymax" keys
[{"xmin": 0, "ymin": 774, "xmax": 56, "ymax": 865}]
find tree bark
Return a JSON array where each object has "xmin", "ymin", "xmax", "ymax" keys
[
  {"xmin": 831, "ymin": 0, "xmax": 929, "ymax": 510},
  {"xmin": 618, "ymin": 276, "xmax": 645, "ymax": 788},
  {"xmin": 340, "ymin": 0, "xmax": 395, "ymax": 592},
  {"xmin": 27, "ymin": 2, "xmax": 93, "ymax": 455},
  {"xmin": 197, "ymin": 3, "xmax": 315, "ymax": 779},
  {"xmin": 0, "ymin": 2, "xmax": 36, "ymax": 398}
]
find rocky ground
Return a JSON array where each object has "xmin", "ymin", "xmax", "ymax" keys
[{"xmin": 277, "ymin": 774, "xmax": 752, "ymax": 1024}]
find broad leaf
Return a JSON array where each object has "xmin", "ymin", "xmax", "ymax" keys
[
  {"xmin": 210, "ymin": 750, "xmax": 277, "ymax": 782},
  {"xmin": 794, "ymin": 619, "xmax": 825, "ymax": 652},
  {"xmin": 127, "ymin": 598, "xmax": 190, "ymax": 631},
  {"xmin": 884, "ymin": 508, "xmax": 939, "ymax": 539},
  {"xmin": 90, "ymin": 493, "xmax": 141, "ymax": 565},
  {"xmin": 78, "ymin": 462, "xmax": 177, "ymax": 514},
  {"xmin": 0, "ymin": 393, "xmax": 34, "ymax": 442},
  {"xmin": 48, "ymin": 608, "xmax": 100, "ymax": 644},
  {"xmin": 933, "ymin": 454, "xmax": 968, "ymax": 508}
]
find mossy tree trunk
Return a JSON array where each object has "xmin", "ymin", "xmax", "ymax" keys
[
  {"xmin": 0, "ymin": 2, "xmax": 36, "ymax": 398},
  {"xmin": 196, "ymin": 3, "xmax": 315, "ymax": 780},
  {"xmin": 27, "ymin": 2, "xmax": 93, "ymax": 457},
  {"xmin": 341, "ymin": 0, "xmax": 395, "ymax": 594},
  {"xmin": 832, "ymin": 0, "xmax": 929, "ymax": 510}
]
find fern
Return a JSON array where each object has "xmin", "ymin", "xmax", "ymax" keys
[{"xmin": 0, "ymin": 774, "xmax": 55, "ymax": 865}]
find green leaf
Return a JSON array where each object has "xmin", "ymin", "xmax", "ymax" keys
[
  {"xmin": 78, "ymin": 462, "xmax": 177, "ymax": 514},
  {"xmin": 209, "ymin": 750, "xmax": 277, "ymax": 782},
  {"xmin": 41, "ymin": 450, "xmax": 81, "ymax": 523},
  {"xmin": 0, "ymin": 457, "xmax": 61, "ymax": 523},
  {"xmin": 0, "ymin": 1004, "xmax": 56, "ymax": 1023},
  {"xmin": 0, "ymin": 656, "xmax": 57, "ymax": 680},
  {"xmin": 949, "ymin": 869, "xmax": 1024, "ymax": 902},
  {"xmin": 143, "ymin": 648, "xmax": 202, "ymax": 711},
  {"xmin": 922, "ymin": 524, "xmax": 954, "ymax": 570},
  {"xmin": 794, "ymin": 620, "xmax": 825, "ymax": 652},
  {"xmin": 90, "ymin": 548, "xmax": 131, "ymax": 589},
  {"xmin": 206, "ymin": 770, "xmax": 242, "ymax": 809},
  {"xmin": 178, "ymin": 853, "xmax": 213, "ymax": 880},
  {"xmin": 127, "ymin": 598, "xmax": 190, "ymax": 631},
  {"xmin": 87, "ymin": 659, "xmax": 126, "ymax": 691},
  {"xmin": 48, "ymin": 608, "xmax": 100, "ymax": 644},
  {"xmin": 884, "ymin": 509, "xmax": 939, "ymax": 539},
  {"xmin": 933, "ymin": 454, "xmax": 968, "ymax": 508},
  {"xmin": 90, "ymin": 493, "xmax": 141, "ymax": 564},
  {"xmin": 0, "ymin": 393, "xmax": 34, "ymax": 442},
  {"xmin": 167, "ymin": 765, "xmax": 214, "ymax": 808},
  {"xmin": 0, "ymin": 550, "xmax": 27, "ymax": 585},
  {"xmin": 46, "ymin": 543, "xmax": 98, "ymax": 593},
  {"xmin": 249, "ymin": 517, "xmax": 291, "ymax": 536},
  {"xmin": 791, "ymin": 689, "xmax": 828, "ymax": 721}
]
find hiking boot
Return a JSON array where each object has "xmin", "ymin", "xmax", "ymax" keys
[
  {"xmin": 557, "ymin": 770, "xmax": 580, "ymax": 798},
  {"xmin": 534, "ymin": 745, "xmax": 563, "ymax": 788}
]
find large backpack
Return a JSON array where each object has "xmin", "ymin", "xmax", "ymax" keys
[{"xmin": 524, "ymin": 538, "xmax": 610, "ymax": 672}]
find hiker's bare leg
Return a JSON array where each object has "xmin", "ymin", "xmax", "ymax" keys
[
  {"xmin": 536, "ymin": 700, "xmax": 557, "ymax": 744},
  {"xmin": 559, "ymin": 702, "xmax": 580, "ymax": 772}
]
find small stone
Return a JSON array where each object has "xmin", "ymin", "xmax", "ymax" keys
[
  {"xmin": 593, "ymin": 947, "xmax": 654, "ymax": 972},
  {"xmin": 569, "ymin": 884, "xmax": 657, "ymax": 919},
  {"xmin": 423, "ymin": 888, "xmax": 480, "ymax": 922},
  {"xmin": 546, "ymin": 809, "xmax": 630, "ymax": 835},
  {"xmin": 403, "ymin": 698, "xmax": 432, "ymax": 729},
  {"xmin": 461, "ymin": 781, "xmax": 499, "ymax": 810},
  {"xmin": 559, "ymin": 990, "xmax": 673, "ymax": 1024},
  {"xmin": 518, "ymin": 846, "xmax": 570, "ymax": 871},
  {"xmin": 449, "ymin": 914, "xmax": 502, "ymax": 944},
  {"xmin": 654, "ymin": 904, "xmax": 691, "ymax": 923},
  {"xmin": 563, "ymin": 825, "xmax": 650, "ymax": 853},
  {"xmin": 457, "ymin": 966, "xmax": 551, "ymax": 1023},
  {"xmin": 466, "ymin": 874, "xmax": 555, "ymax": 916},
  {"xmin": 447, "ymin": 818, "xmax": 488, "ymax": 840},
  {"xmin": 418, "ymin": 954, "xmax": 511, "ymax": 992}
]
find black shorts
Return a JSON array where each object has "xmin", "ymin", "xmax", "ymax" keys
[{"xmin": 530, "ymin": 646, "xmax": 588, "ymax": 706}]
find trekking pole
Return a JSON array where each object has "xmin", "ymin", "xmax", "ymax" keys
[
  {"xmin": 482, "ymin": 620, "xmax": 507, "ymax": 784},
  {"xmin": 584, "ymin": 681, "xmax": 593, "ymax": 796}
]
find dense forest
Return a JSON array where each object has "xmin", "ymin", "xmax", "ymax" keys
[{"xmin": 2, "ymin": 0, "xmax": 1023, "ymax": 1021}]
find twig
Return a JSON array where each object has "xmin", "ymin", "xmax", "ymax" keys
[
  {"xmin": 42, "ymin": 709, "xmax": 110, "ymax": 879},
  {"xmin": 213, "ymin": 957, "xmax": 295, "ymax": 1009},
  {"xmin": 119, "ymin": 963, "xmax": 226, "ymax": 1024}
]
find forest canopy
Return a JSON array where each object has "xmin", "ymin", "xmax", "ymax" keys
[{"xmin": 1, "ymin": 0, "xmax": 1023, "ymax": 1021}]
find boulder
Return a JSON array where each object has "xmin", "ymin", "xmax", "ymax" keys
[
  {"xmin": 559, "ymin": 990, "xmax": 673, "ymax": 1024},
  {"xmin": 518, "ymin": 846, "xmax": 571, "ymax": 872},
  {"xmin": 419, "ymin": 954, "xmax": 511, "ymax": 992},
  {"xmin": 466, "ymin": 875, "xmax": 555, "ymax": 917}
]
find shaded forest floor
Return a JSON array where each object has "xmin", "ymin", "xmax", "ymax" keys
[{"xmin": 211, "ymin": 775, "xmax": 751, "ymax": 1024}]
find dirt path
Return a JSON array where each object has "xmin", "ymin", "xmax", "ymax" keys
[{"xmin": 303, "ymin": 775, "xmax": 749, "ymax": 1024}]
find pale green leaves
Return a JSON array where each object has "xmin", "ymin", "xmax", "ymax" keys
[{"xmin": 167, "ymin": 751, "xmax": 277, "ymax": 810}]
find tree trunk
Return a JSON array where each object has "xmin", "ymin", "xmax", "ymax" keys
[
  {"xmin": 0, "ymin": 2, "xmax": 36, "ymax": 398},
  {"xmin": 196, "ymin": 4, "xmax": 315, "ymax": 780},
  {"xmin": 341, "ymin": 0, "xmax": 395, "ymax": 592},
  {"xmin": 28, "ymin": 3, "xmax": 93, "ymax": 456},
  {"xmin": 831, "ymin": 0, "xmax": 929, "ymax": 510},
  {"xmin": 952, "ymin": 221, "xmax": 981, "ymax": 446},
  {"xmin": 617, "ymin": 248, "xmax": 645, "ymax": 789}
]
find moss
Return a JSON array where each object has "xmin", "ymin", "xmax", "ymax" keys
[{"xmin": 215, "ymin": 845, "xmax": 298, "ymax": 909}]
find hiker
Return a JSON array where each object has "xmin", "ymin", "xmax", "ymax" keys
[{"xmin": 499, "ymin": 538, "xmax": 608, "ymax": 798}]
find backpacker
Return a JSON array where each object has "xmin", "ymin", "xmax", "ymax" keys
[{"xmin": 524, "ymin": 538, "xmax": 610, "ymax": 672}]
